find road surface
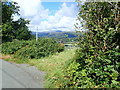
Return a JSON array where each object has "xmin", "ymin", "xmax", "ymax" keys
[{"xmin": 0, "ymin": 60, "xmax": 45, "ymax": 88}]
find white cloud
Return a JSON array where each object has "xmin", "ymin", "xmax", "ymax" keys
[
  {"xmin": 38, "ymin": 3, "xmax": 78, "ymax": 32},
  {"xmin": 13, "ymin": 0, "xmax": 42, "ymax": 17},
  {"xmin": 12, "ymin": 0, "xmax": 78, "ymax": 32},
  {"xmin": 55, "ymin": 3, "xmax": 77, "ymax": 17}
]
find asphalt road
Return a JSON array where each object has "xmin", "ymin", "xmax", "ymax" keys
[{"xmin": 1, "ymin": 60, "xmax": 45, "ymax": 88}]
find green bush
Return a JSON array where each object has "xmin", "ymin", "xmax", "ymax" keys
[
  {"xmin": 2, "ymin": 40, "xmax": 29, "ymax": 54},
  {"xmin": 14, "ymin": 38, "xmax": 64, "ymax": 59},
  {"xmin": 2, "ymin": 38, "xmax": 64, "ymax": 59},
  {"xmin": 56, "ymin": 2, "xmax": 120, "ymax": 88},
  {"xmin": 60, "ymin": 48, "xmax": 120, "ymax": 88}
]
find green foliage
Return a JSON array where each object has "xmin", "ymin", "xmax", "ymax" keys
[
  {"xmin": 2, "ymin": 38, "xmax": 64, "ymax": 59},
  {"xmin": 62, "ymin": 49, "xmax": 120, "ymax": 88},
  {"xmin": 2, "ymin": 40, "xmax": 29, "ymax": 54},
  {"xmin": 60, "ymin": 2, "xmax": 120, "ymax": 88},
  {"xmin": 2, "ymin": 1, "xmax": 19, "ymax": 23},
  {"xmin": 1, "ymin": 22, "xmax": 14, "ymax": 42},
  {"xmin": 14, "ymin": 38, "xmax": 64, "ymax": 59},
  {"xmin": 12, "ymin": 18, "xmax": 32, "ymax": 40},
  {"xmin": 1, "ymin": 1, "xmax": 32, "ymax": 43}
]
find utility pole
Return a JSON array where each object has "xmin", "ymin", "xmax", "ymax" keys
[
  {"xmin": 36, "ymin": 26, "xmax": 38, "ymax": 42},
  {"xmin": 27, "ymin": 25, "xmax": 39, "ymax": 42}
]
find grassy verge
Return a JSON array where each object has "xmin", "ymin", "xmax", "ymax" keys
[
  {"xmin": 28, "ymin": 49, "xmax": 76, "ymax": 88},
  {"xmin": 1, "ymin": 54, "xmax": 29, "ymax": 64},
  {"xmin": 28, "ymin": 49, "xmax": 76, "ymax": 71},
  {"xmin": 2, "ymin": 48, "xmax": 76, "ymax": 88}
]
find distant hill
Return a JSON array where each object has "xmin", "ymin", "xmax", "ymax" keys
[
  {"xmin": 31, "ymin": 31, "xmax": 78, "ymax": 39},
  {"xmin": 55, "ymin": 30, "xmax": 63, "ymax": 32}
]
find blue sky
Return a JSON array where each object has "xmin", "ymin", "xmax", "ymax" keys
[
  {"xmin": 12, "ymin": 0, "xmax": 79, "ymax": 32},
  {"xmin": 42, "ymin": 2, "xmax": 77, "ymax": 14}
]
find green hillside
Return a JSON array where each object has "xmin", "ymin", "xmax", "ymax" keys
[{"xmin": 31, "ymin": 31, "xmax": 79, "ymax": 38}]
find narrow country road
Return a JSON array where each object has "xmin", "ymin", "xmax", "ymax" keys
[{"xmin": 1, "ymin": 60, "xmax": 45, "ymax": 88}]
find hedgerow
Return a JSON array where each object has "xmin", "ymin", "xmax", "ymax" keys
[
  {"xmin": 52, "ymin": 2, "xmax": 120, "ymax": 88},
  {"xmin": 2, "ymin": 38, "xmax": 64, "ymax": 59},
  {"xmin": 2, "ymin": 40, "xmax": 29, "ymax": 54},
  {"xmin": 14, "ymin": 38, "xmax": 64, "ymax": 59}
]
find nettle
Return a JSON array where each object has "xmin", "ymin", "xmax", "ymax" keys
[{"xmin": 62, "ymin": 2, "xmax": 120, "ymax": 88}]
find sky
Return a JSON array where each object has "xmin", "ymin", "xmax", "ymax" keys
[{"xmin": 12, "ymin": 0, "xmax": 79, "ymax": 32}]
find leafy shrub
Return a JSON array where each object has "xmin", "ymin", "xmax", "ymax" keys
[
  {"xmin": 56, "ymin": 2, "xmax": 120, "ymax": 88},
  {"xmin": 2, "ymin": 38, "xmax": 64, "ymax": 59},
  {"xmin": 61, "ymin": 48, "xmax": 120, "ymax": 88},
  {"xmin": 14, "ymin": 38, "xmax": 64, "ymax": 59},
  {"xmin": 2, "ymin": 40, "xmax": 29, "ymax": 54}
]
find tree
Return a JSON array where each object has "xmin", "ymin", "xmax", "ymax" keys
[
  {"xmin": 1, "ymin": 1, "xmax": 32, "ymax": 43},
  {"xmin": 2, "ymin": 1, "xmax": 19, "ymax": 23},
  {"xmin": 12, "ymin": 18, "xmax": 31, "ymax": 40}
]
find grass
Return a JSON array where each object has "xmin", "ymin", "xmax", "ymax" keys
[
  {"xmin": 28, "ymin": 49, "xmax": 76, "ymax": 72},
  {"xmin": 1, "ymin": 54, "xmax": 29, "ymax": 64},
  {"xmin": 27, "ymin": 49, "xmax": 76, "ymax": 88},
  {"xmin": 2, "ymin": 48, "xmax": 76, "ymax": 88}
]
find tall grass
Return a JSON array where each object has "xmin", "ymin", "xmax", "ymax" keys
[{"xmin": 27, "ymin": 48, "xmax": 76, "ymax": 88}]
